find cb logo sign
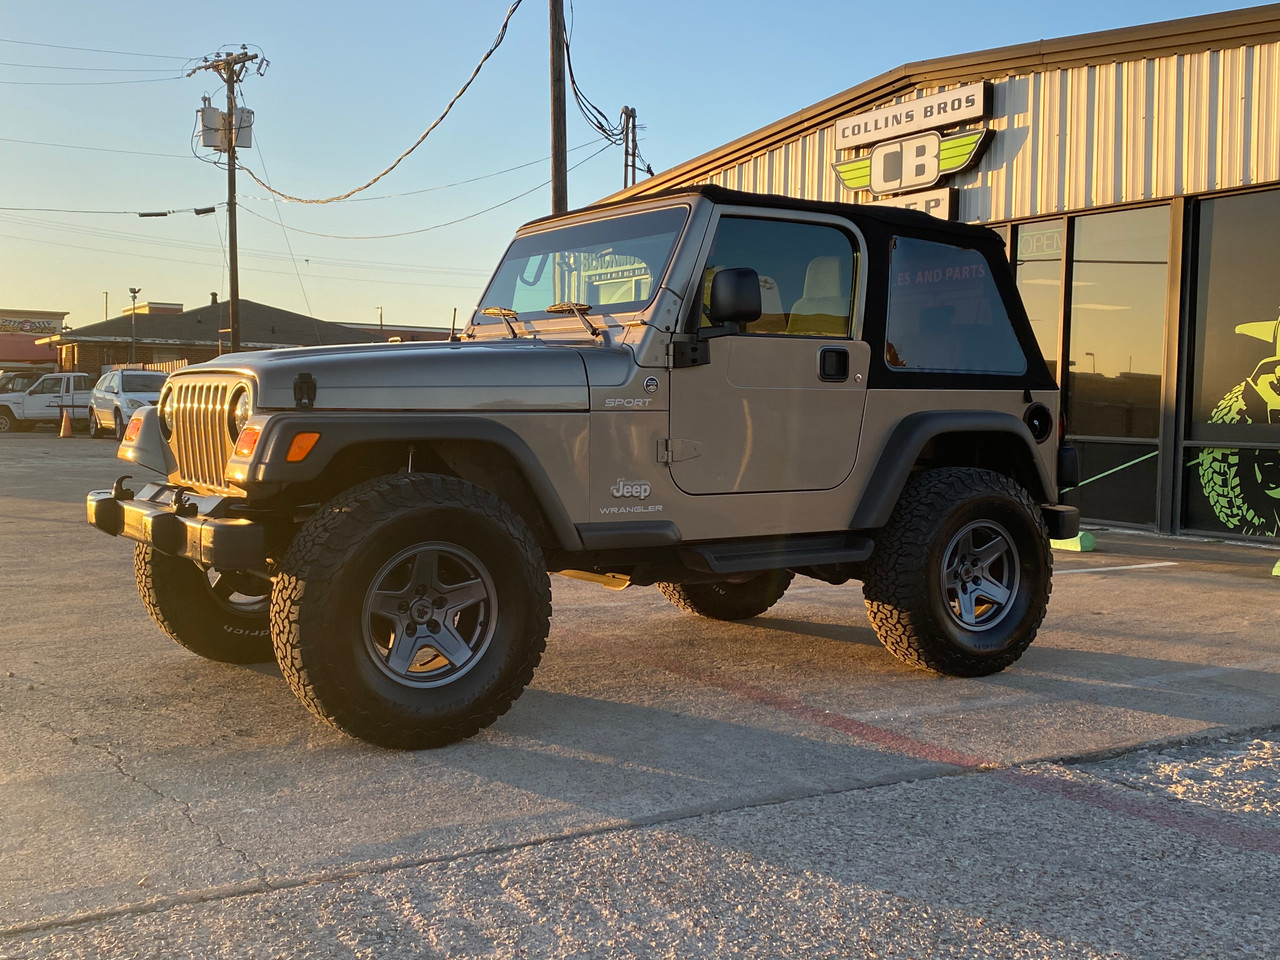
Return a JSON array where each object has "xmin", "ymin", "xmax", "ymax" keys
[{"xmin": 833, "ymin": 129, "xmax": 990, "ymax": 197}]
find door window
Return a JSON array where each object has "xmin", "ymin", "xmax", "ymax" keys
[
  {"xmin": 695, "ymin": 217, "xmax": 856, "ymax": 337},
  {"xmin": 31, "ymin": 378, "xmax": 61, "ymax": 395}
]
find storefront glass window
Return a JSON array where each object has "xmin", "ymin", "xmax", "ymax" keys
[
  {"xmin": 1066, "ymin": 206, "xmax": 1169, "ymax": 438},
  {"xmin": 1013, "ymin": 220, "xmax": 1063, "ymax": 380},
  {"xmin": 1184, "ymin": 188, "xmax": 1280, "ymax": 538}
]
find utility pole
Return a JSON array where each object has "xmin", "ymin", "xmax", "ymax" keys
[
  {"xmin": 188, "ymin": 48, "xmax": 259, "ymax": 353},
  {"xmin": 128, "ymin": 287, "xmax": 140, "ymax": 363},
  {"xmin": 549, "ymin": 0, "xmax": 567, "ymax": 214},
  {"xmin": 621, "ymin": 106, "xmax": 637, "ymax": 188}
]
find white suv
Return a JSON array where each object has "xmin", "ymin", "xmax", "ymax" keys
[{"xmin": 89, "ymin": 369, "xmax": 168, "ymax": 440}]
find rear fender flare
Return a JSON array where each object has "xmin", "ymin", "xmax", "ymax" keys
[{"xmin": 849, "ymin": 411, "xmax": 1053, "ymax": 530}]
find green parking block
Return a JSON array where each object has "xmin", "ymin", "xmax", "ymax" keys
[{"xmin": 1052, "ymin": 531, "xmax": 1097, "ymax": 552}]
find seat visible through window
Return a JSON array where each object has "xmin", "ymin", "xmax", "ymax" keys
[{"xmin": 787, "ymin": 256, "xmax": 851, "ymax": 336}]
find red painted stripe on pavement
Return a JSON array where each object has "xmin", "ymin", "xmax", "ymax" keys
[
  {"xmin": 650, "ymin": 655, "xmax": 990, "ymax": 769},
  {"xmin": 586, "ymin": 640, "xmax": 1279, "ymax": 856}
]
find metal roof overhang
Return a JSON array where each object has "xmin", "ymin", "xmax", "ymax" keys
[{"xmin": 612, "ymin": 3, "xmax": 1280, "ymax": 199}]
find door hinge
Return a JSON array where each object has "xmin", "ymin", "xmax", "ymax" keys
[
  {"xmin": 658, "ymin": 438, "xmax": 702, "ymax": 463},
  {"xmin": 667, "ymin": 334, "xmax": 707, "ymax": 369}
]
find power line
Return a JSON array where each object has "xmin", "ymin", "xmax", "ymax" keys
[
  {"xmin": 238, "ymin": 141, "xmax": 600, "ymax": 204},
  {"xmin": 0, "ymin": 135, "xmax": 193, "ymax": 159},
  {"xmin": 0, "ymin": 37, "xmax": 193, "ymax": 60},
  {"xmin": 0, "ymin": 232, "xmax": 484, "ymax": 290},
  {"xmin": 237, "ymin": 143, "xmax": 611, "ymax": 240},
  {"xmin": 0, "ymin": 61, "xmax": 181, "ymax": 72},
  {"xmin": 236, "ymin": 1, "xmax": 523, "ymax": 204},
  {"xmin": 0, "ymin": 204, "xmax": 221, "ymax": 216},
  {"xmin": 234, "ymin": 90, "xmax": 315, "ymax": 322},
  {"xmin": 0, "ymin": 210, "xmax": 491, "ymax": 275},
  {"xmin": 0, "ymin": 75, "xmax": 181, "ymax": 86}
]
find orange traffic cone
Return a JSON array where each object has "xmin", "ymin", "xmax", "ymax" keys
[{"xmin": 59, "ymin": 408, "xmax": 74, "ymax": 438}]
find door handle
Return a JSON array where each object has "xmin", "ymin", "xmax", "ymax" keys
[{"xmin": 819, "ymin": 347, "xmax": 849, "ymax": 382}]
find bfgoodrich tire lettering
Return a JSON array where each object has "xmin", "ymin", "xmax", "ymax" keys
[
  {"xmin": 270, "ymin": 473, "xmax": 551, "ymax": 749},
  {"xmin": 134, "ymin": 545, "xmax": 273, "ymax": 663},
  {"xmin": 656, "ymin": 570, "xmax": 794, "ymax": 621},
  {"xmin": 861, "ymin": 467, "xmax": 1051, "ymax": 677}
]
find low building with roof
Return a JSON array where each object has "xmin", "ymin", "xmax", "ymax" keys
[{"xmin": 39, "ymin": 297, "xmax": 382, "ymax": 374}]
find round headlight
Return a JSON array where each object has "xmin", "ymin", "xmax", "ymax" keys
[
  {"xmin": 157, "ymin": 387, "xmax": 176, "ymax": 440},
  {"xmin": 229, "ymin": 388, "xmax": 253, "ymax": 439}
]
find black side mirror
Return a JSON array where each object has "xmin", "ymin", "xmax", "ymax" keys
[{"xmin": 708, "ymin": 267, "xmax": 762, "ymax": 328}]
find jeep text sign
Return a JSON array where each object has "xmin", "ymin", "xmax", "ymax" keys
[{"xmin": 836, "ymin": 83, "xmax": 989, "ymax": 149}]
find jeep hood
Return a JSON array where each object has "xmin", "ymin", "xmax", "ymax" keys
[{"xmin": 174, "ymin": 338, "xmax": 595, "ymax": 412}]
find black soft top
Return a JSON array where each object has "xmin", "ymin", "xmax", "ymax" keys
[{"xmin": 525, "ymin": 183, "xmax": 1002, "ymax": 247}]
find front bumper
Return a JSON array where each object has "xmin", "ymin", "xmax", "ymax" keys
[{"xmin": 87, "ymin": 482, "xmax": 266, "ymax": 570}]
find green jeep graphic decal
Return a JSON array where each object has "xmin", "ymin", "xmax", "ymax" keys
[{"xmin": 1196, "ymin": 316, "xmax": 1280, "ymax": 537}]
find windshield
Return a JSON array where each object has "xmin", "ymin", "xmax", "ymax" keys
[
  {"xmin": 0, "ymin": 373, "xmax": 34, "ymax": 392},
  {"xmin": 122, "ymin": 371, "xmax": 168, "ymax": 393},
  {"xmin": 474, "ymin": 206, "xmax": 688, "ymax": 326}
]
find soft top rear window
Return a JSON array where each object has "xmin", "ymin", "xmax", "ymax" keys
[{"xmin": 885, "ymin": 236, "xmax": 1026, "ymax": 375}]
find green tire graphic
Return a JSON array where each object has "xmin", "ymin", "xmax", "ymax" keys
[{"xmin": 1195, "ymin": 382, "xmax": 1280, "ymax": 536}]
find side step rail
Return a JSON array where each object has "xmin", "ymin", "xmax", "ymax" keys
[{"xmin": 680, "ymin": 533, "xmax": 874, "ymax": 575}]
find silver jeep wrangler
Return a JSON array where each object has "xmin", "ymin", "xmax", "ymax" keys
[{"xmin": 88, "ymin": 185, "xmax": 1078, "ymax": 749}]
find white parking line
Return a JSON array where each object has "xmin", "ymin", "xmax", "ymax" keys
[{"xmin": 1057, "ymin": 561, "xmax": 1179, "ymax": 575}]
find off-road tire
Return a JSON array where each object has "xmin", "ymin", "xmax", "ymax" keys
[
  {"xmin": 1196, "ymin": 382, "xmax": 1280, "ymax": 536},
  {"xmin": 88, "ymin": 411, "xmax": 103, "ymax": 438},
  {"xmin": 134, "ymin": 545, "xmax": 274, "ymax": 663},
  {"xmin": 862, "ymin": 467, "xmax": 1051, "ymax": 677},
  {"xmin": 656, "ymin": 570, "xmax": 794, "ymax": 621},
  {"xmin": 270, "ymin": 473, "xmax": 551, "ymax": 749}
]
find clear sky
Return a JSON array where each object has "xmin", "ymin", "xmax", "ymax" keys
[{"xmin": 0, "ymin": 0, "xmax": 1257, "ymax": 332}]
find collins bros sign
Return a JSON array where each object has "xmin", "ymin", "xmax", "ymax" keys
[{"xmin": 832, "ymin": 82, "xmax": 993, "ymax": 218}]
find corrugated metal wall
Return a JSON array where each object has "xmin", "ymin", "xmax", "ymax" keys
[{"xmin": 695, "ymin": 40, "xmax": 1280, "ymax": 222}]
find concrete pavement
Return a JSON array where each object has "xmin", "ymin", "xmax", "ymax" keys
[{"xmin": 1, "ymin": 435, "xmax": 1277, "ymax": 958}]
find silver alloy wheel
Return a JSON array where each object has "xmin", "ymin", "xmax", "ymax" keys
[
  {"xmin": 939, "ymin": 519, "xmax": 1020, "ymax": 633},
  {"xmin": 361, "ymin": 541, "xmax": 496, "ymax": 688}
]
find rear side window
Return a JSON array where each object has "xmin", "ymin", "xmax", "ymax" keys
[{"xmin": 886, "ymin": 237, "xmax": 1026, "ymax": 374}]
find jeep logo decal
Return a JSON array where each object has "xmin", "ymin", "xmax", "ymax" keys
[{"xmin": 611, "ymin": 478, "xmax": 651, "ymax": 500}]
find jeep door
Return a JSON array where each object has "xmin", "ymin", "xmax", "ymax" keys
[{"xmin": 668, "ymin": 212, "xmax": 869, "ymax": 495}]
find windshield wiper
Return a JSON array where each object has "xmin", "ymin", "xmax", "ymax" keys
[
  {"xmin": 546, "ymin": 301, "xmax": 604, "ymax": 339},
  {"xmin": 480, "ymin": 306, "xmax": 521, "ymax": 339}
]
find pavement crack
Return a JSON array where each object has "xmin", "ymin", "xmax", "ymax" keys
[{"xmin": 33, "ymin": 719, "xmax": 270, "ymax": 885}]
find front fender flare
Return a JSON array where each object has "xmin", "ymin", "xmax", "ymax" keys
[{"xmin": 241, "ymin": 413, "xmax": 583, "ymax": 551}]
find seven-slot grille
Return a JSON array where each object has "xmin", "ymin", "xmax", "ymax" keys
[{"xmin": 169, "ymin": 377, "xmax": 238, "ymax": 492}]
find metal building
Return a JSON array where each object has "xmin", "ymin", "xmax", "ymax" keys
[{"xmin": 618, "ymin": 4, "xmax": 1280, "ymax": 543}]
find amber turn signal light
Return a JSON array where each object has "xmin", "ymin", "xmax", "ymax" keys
[
  {"xmin": 233, "ymin": 425, "xmax": 262, "ymax": 458},
  {"xmin": 122, "ymin": 415, "xmax": 143, "ymax": 443},
  {"xmin": 286, "ymin": 432, "xmax": 321, "ymax": 463}
]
